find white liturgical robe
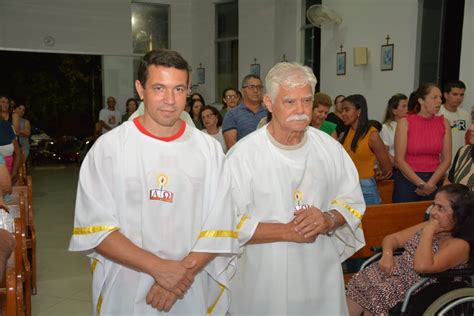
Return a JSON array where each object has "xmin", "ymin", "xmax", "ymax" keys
[
  {"xmin": 69, "ymin": 119, "xmax": 238, "ymax": 315},
  {"xmin": 226, "ymin": 126, "xmax": 366, "ymax": 316}
]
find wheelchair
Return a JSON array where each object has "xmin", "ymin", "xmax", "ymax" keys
[{"xmin": 358, "ymin": 249, "xmax": 474, "ymax": 316}]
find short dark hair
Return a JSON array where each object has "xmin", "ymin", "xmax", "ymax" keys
[
  {"xmin": 241, "ymin": 74, "xmax": 261, "ymax": 88},
  {"xmin": 443, "ymin": 80, "xmax": 466, "ymax": 93},
  {"xmin": 137, "ymin": 49, "xmax": 190, "ymax": 87},
  {"xmin": 221, "ymin": 87, "xmax": 239, "ymax": 109},
  {"xmin": 199, "ymin": 105, "xmax": 223, "ymax": 127}
]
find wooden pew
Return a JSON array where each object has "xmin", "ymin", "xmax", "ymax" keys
[
  {"xmin": 377, "ymin": 179, "xmax": 394, "ymax": 204},
  {"xmin": 11, "ymin": 176, "xmax": 36, "ymax": 296},
  {"xmin": 344, "ymin": 200, "xmax": 432, "ymax": 284},
  {"xmin": 5, "ymin": 193, "xmax": 32, "ymax": 315},
  {"xmin": 0, "ymin": 216, "xmax": 23, "ymax": 316}
]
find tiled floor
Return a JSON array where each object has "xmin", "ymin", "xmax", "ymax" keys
[{"xmin": 30, "ymin": 164, "xmax": 92, "ymax": 315}]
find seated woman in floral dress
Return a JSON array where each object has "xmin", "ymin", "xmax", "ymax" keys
[{"xmin": 346, "ymin": 184, "xmax": 474, "ymax": 316}]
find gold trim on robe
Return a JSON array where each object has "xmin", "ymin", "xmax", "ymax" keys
[
  {"xmin": 198, "ymin": 230, "xmax": 238, "ymax": 239},
  {"xmin": 72, "ymin": 225, "xmax": 119, "ymax": 235}
]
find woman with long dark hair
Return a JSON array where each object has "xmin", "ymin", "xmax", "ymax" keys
[
  {"xmin": 393, "ymin": 83, "xmax": 452, "ymax": 202},
  {"xmin": 347, "ymin": 184, "xmax": 474, "ymax": 315},
  {"xmin": 189, "ymin": 99, "xmax": 204, "ymax": 130},
  {"xmin": 341, "ymin": 94, "xmax": 393, "ymax": 205}
]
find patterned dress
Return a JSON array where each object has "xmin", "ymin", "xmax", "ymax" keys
[{"xmin": 346, "ymin": 230, "xmax": 466, "ymax": 315}]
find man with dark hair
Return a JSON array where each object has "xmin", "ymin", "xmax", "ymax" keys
[
  {"xmin": 222, "ymin": 74, "xmax": 268, "ymax": 149},
  {"xmin": 439, "ymin": 80, "xmax": 471, "ymax": 161},
  {"xmin": 70, "ymin": 49, "xmax": 238, "ymax": 315}
]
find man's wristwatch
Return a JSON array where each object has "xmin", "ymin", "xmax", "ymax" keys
[
  {"xmin": 417, "ymin": 182, "xmax": 426, "ymax": 190},
  {"xmin": 325, "ymin": 211, "xmax": 337, "ymax": 236}
]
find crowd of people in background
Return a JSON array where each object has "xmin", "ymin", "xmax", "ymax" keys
[
  {"xmin": 98, "ymin": 77, "xmax": 473, "ymax": 204},
  {"xmin": 1, "ymin": 47, "xmax": 473, "ymax": 315}
]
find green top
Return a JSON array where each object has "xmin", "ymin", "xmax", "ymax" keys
[
  {"xmin": 0, "ymin": 153, "xmax": 4, "ymax": 165},
  {"xmin": 319, "ymin": 120, "xmax": 337, "ymax": 136}
]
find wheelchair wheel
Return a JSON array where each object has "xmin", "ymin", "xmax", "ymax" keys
[{"xmin": 423, "ymin": 288, "xmax": 474, "ymax": 316}]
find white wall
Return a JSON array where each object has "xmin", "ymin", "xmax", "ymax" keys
[
  {"xmin": 102, "ymin": 56, "xmax": 135, "ymax": 114},
  {"xmin": 274, "ymin": 0, "xmax": 302, "ymax": 64},
  {"xmin": 0, "ymin": 0, "xmax": 131, "ymax": 55},
  {"xmin": 320, "ymin": 0, "xmax": 419, "ymax": 121},
  {"xmin": 190, "ymin": 0, "xmax": 215, "ymax": 104},
  {"xmin": 239, "ymin": 0, "xmax": 276, "ymax": 90},
  {"xmin": 4, "ymin": 0, "xmax": 474, "ymax": 122},
  {"xmin": 460, "ymin": 0, "xmax": 474, "ymax": 118}
]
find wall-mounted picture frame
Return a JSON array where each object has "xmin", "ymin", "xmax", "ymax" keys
[
  {"xmin": 381, "ymin": 44, "xmax": 394, "ymax": 71},
  {"xmin": 336, "ymin": 52, "xmax": 346, "ymax": 76},
  {"xmin": 250, "ymin": 63, "xmax": 260, "ymax": 77},
  {"xmin": 197, "ymin": 67, "xmax": 205, "ymax": 84}
]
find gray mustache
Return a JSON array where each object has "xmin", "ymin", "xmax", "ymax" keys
[{"xmin": 286, "ymin": 114, "xmax": 310, "ymax": 122}]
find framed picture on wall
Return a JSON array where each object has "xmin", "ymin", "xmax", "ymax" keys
[
  {"xmin": 250, "ymin": 63, "xmax": 260, "ymax": 77},
  {"xmin": 336, "ymin": 52, "xmax": 346, "ymax": 76},
  {"xmin": 381, "ymin": 44, "xmax": 394, "ymax": 71},
  {"xmin": 197, "ymin": 67, "xmax": 205, "ymax": 84}
]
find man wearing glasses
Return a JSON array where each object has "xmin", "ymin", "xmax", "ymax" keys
[{"xmin": 222, "ymin": 74, "xmax": 268, "ymax": 149}]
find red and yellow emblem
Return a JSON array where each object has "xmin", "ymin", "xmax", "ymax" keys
[{"xmin": 149, "ymin": 173, "xmax": 174, "ymax": 203}]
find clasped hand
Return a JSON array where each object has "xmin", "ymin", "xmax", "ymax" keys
[
  {"xmin": 291, "ymin": 206, "xmax": 329, "ymax": 241},
  {"xmin": 147, "ymin": 257, "xmax": 196, "ymax": 311},
  {"xmin": 415, "ymin": 183, "xmax": 436, "ymax": 196}
]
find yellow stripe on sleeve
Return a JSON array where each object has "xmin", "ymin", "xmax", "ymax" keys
[
  {"xmin": 72, "ymin": 225, "xmax": 119, "ymax": 235},
  {"xmin": 198, "ymin": 230, "xmax": 238, "ymax": 239},
  {"xmin": 331, "ymin": 199, "xmax": 363, "ymax": 219}
]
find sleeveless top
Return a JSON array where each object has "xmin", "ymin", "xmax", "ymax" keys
[
  {"xmin": 343, "ymin": 127, "xmax": 378, "ymax": 179},
  {"xmin": 406, "ymin": 114, "xmax": 445, "ymax": 172}
]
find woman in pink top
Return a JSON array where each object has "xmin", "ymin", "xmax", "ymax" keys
[{"xmin": 393, "ymin": 83, "xmax": 452, "ymax": 202}]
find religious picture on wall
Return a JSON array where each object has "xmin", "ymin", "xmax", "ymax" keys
[
  {"xmin": 197, "ymin": 66, "xmax": 205, "ymax": 84},
  {"xmin": 250, "ymin": 63, "xmax": 260, "ymax": 77},
  {"xmin": 381, "ymin": 44, "xmax": 394, "ymax": 71},
  {"xmin": 336, "ymin": 52, "xmax": 346, "ymax": 76}
]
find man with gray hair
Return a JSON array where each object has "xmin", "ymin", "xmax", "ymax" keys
[
  {"xmin": 225, "ymin": 62, "xmax": 365, "ymax": 315},
  {"xmin": 222, "ymin": 74, "xmax": 268, "ymax": 149}
]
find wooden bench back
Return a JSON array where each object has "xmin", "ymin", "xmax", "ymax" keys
[
  {"xmin": 377, "ymin": 179, "xmax": 394, "ymax": 204},
  {"xmin": 353, "ymin": 200, "xmax": 432, "ymax": 258}
]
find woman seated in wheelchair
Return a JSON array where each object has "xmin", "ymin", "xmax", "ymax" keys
[{"xmin": 346, "ymin": 183, "xmax": 474, "ymax": 316}]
